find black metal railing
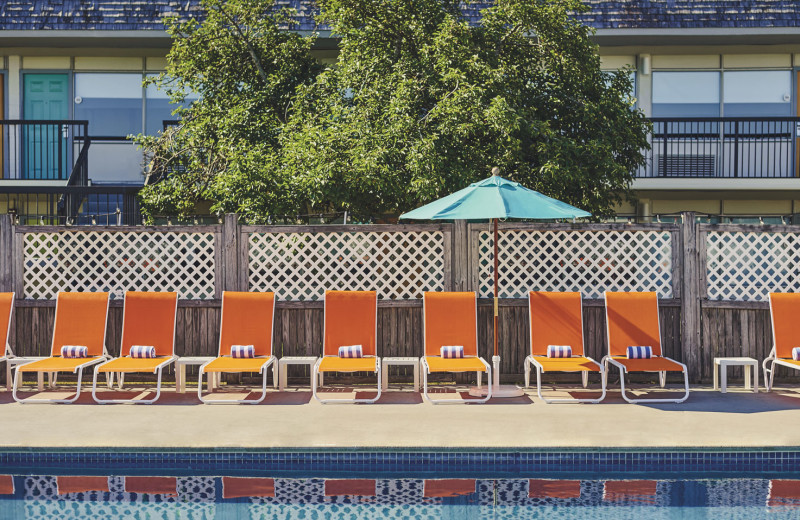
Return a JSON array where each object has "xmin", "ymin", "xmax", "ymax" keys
[
  {"xmin": 0, "ymin": 120, "xmax": 90, "ymax": 182},
  {"xmin": 638, "ymin": 117, "xmax": 800, "ymax": 179},
  {"xmin": 1, "ymin": 186, "xmax": 142, "ymax": 226}
]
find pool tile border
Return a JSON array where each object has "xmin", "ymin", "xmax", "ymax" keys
[{"xmin": 1, "ymin": 448, "xmax": 799, "ymax": 478}]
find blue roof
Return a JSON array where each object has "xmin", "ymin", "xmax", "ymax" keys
[{"xmin": 0, "ymin": 1, "xmax": 798, "ymax": 31}]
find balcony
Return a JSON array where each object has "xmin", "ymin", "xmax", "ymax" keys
[
  {"xmin": 0, "ymin": 120, "xmax": 90, "ymax": 184},
  {"xmin": 636, "ymin": 117, "xmax": 800, "ymax": 188}
]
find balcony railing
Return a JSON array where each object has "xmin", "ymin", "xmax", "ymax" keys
[
  {"xmin": 0, "ymin": 120, "xmax": 90, "ymax": 183},
  {"xmin": 638, "ymin": 117, "xmax": 800, "ymax": 179},
  {"xmin": 0, "ymin": 185, "xmax": 142, "ymax": 226}
]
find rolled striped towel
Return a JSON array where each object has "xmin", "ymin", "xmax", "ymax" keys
[
  {"xmin": 793, "ymin": 348, "xmax": 800, "ymax": 361},
  {"xmin": 231, "ymin": 344, "xmax": 255, "ymax": 358},
  {"xmin": 338, "ymin": 345, "xmax": 363, "ymax": 358},
  {"xmin": 61, "ymin": 345, "xmax": 88, "ymax": 358},
  {"xmin": 130, "ymin": 345, "xmax": 156, "ymax": 359},
  {"xmin": 626, "ymin": 346, "xmax": 653, "ymax": 359},
  {"xmin": 440, "ymin": 345, "xmax": 464, "ymax": 359},
  {"xmin": 546, "ymin": 345, "xmax": 572, "ymax": 358}
]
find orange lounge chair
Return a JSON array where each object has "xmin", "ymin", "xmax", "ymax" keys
[
  {"xmin": 13, "ymin": 292, "xmax": 110, "ymax": 404},
  {"xmin": 421, "ymin": 291, "xmax": 491, "ymax": 404},
  {"xmin": 763, "ymin": 293, "xmax": 800, "ymax": 392},
  {"xmin": 525, "ymin": 291, "xmax": 606, "ymax": 403},
  {"xmin": 198, "ymin": 291, "xmax": 277, "ymax": 404},
  {"xmin": 0, "ymin": 292, "xmax": 13, "ymax": 369},
  {"xmin": 603, "ymin": 291, "xmax": 689, "ymax": 403},
  {"xmin": 312, "ymin": 290, "xmax": 381, "ymax": 404},
  {"xmin": 92, "ymin": 291, "xmax": 177, "ymax": 404}
]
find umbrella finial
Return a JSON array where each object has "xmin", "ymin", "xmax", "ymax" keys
[{"xmin": 491, "ymin": 166, "xmax": 500, "ymax": 176}]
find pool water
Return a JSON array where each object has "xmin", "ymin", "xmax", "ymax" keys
[{"xmin": 1, "ymin": 475, "xmax": 799, "ymax": 519}]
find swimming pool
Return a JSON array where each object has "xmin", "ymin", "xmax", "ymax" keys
[
  {"xmin": 0, "ymin": 474, "xmax": 799, "ymax": 519},
  {"xmin": 2, "ymin": 449, "xmax": 800, "ymax": 519}
]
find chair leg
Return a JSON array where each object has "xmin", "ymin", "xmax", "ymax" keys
[
  {"xmin": 582, "ymin": 371, "xmax": 589, "ymax": 389},
  {"xmin": 659, "ymin": 371, "xmax": 666, "ymax": 388},
  {"xmin": 524, "ymin": 358, "xmax": 531, "ymax": 389},
  {"xmin": 770, "ymin": 361, "xmax": 776, "ymax": 393}
]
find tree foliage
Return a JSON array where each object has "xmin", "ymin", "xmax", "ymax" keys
[
  {"xmin": 137, "ymin": 0, "xmax": 649, "ymax": 222},
  {"xmin": 135, "ymin": 0, "xmax": 321, "ymax": 220}
]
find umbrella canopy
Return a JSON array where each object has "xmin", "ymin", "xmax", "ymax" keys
[{"xmin": 399, "ymin": 174, "xmax": 591, "ymax": 221}]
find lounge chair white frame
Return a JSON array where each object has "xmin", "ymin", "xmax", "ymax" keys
[
  {"xmin": 524, "ymin": 292, "xmax": 606, "ymax": 404},
  {"xmin": 420, "ymin": 292, "xmax": 492, "ymax": 404},
  {"xmin": 762, "ymin": 293, "xmax": 800, "ymax": 392},
  {"xmin": 13, "ymin": 293, "xmax": 110, "ymax": 404},
  {"xmin": 91, "ymin": 292, "xmax": 178, "ymax": 404},
  {"xmin": 312, "ymin": 291, "xmax": 381, "ymax": 404},
  {"xmin": 601, "ymin": 292, "xmax": 690, "ymax": 404},
  {"xmin": 198, "ymin": 292, "xmax": 277, "ymax": 404}
]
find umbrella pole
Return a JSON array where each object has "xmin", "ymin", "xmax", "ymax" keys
[{"xmin": 493, "ymin": 217, "xmax": 500, "ymax": 389}]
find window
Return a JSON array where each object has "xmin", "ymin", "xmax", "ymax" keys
[
  {"xmin": 74, "ymin": 73, "xmax": 143, "ymax": 137},
  {"xmin": 145, "ymin": 76, "xmax": 200, "ymax": 135},
  {"xmin": 652, "ymin": 72, "xmax": 720, "ymax": 117},
  {"xmin": 723, "ymin": 70, "xmax": 791, "ymax": 117}
]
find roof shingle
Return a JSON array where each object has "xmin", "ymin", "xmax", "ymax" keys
[{"xmin": 0, "ymin": 1, "xmax": 798, "ymax": 31}]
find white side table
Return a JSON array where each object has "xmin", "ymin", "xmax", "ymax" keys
[
  {"xmin": 176, "ymin": 357, "xmax": 218, "ymax": 393},
  {"xmin": 278, "ymin": 356, "xmax": 320, "ymax": 391},
  {"xmin": 381, "ymin": 357, "xmax": 420, "ymax": 392},
  {"xmin": 713, "ymin": 357, "xmax": 758, "ymax": 393}
]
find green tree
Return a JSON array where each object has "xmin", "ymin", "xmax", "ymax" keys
[
  {"xmin": 140, "ymin": 0, "xmax": 648, "ymax": 222},
  {"xmin": 283, "ymin": 0, "xmax": 648, "ymax": 220},
  {"xmin": 135, "ymin": 0, "xmax": 321, "ymax": 222}
]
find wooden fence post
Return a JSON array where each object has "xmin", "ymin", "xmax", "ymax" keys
[
  {"xmin": 680, "ymin": 211, "xmax": 702, "ymax": 382},
  {"xmin": 452, "ymin": 219, "xmax": 470, "ymax": 291},
  {"xmin": 0, "ymin": 214, "xmax": 12, "ymax": 293},
  {"xmin": 222, "ymin": 213, "xmax": 241, "ymax": 293}
]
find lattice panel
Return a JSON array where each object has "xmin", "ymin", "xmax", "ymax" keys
[
  {"xmin": 706, "ymin": 231, "xmax": 800, "ymax": 301},
  {"xmin": 477, "ymin": 229, "xmax": 674, "ymax": 299},
  {"xmin": 249, "ymin": 231, "xmax": 445, "ymax": 300},
  {"xmin": 23, "ymin": 231, "xmax": 216, "ymax": 300}
]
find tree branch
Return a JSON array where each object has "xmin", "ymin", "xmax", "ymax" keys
[{"xmin": 211, "ymin": 2, "xmax": 270, "ymax": 86}]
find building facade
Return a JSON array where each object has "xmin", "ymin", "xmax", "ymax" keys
[{"xmin": 1, "ymin": 0, "xmax": 799, "ymax": 222}]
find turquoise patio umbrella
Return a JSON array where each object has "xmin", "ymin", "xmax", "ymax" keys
[{"xmin": 400, "ymin": 168, "xmax": 591, "ymax": 396}]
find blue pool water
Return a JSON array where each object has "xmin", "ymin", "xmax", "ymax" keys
[
  {"xmin": 1, "ymin": 475, "xmax": 800, "ymax": 519},
  {"xmin": 2, "ymin": 450, "xmax": 800, "ymax": 518}
]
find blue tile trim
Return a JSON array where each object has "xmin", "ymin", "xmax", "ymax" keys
[{"xmin": 1, "ymin": 448, "xmax": 800, "ymax": 478}]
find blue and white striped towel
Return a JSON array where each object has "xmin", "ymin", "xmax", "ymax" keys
[
  {"xmin": 61, "ymin": 345, "xmax": 88, "ymax": 358},
  {"xmin": 130, "ymin": 345, "xmax": 156, "ymax": 358},
  {"xmin": 626, "ymin": 346, "xmax": 653, "ymax": 359},
  {"xmin": 231, "ymin": 345, "xmax": 255, "ymax": 358},
  {"xmin": 338, "ymin": 345, "xmax": 363, "ymax": 358},
  {"xmin": 793, "ymin": 347, "xmax": 800, "ymax": 361},
  {"xmin": 440, "ymin": 345, "xmax": 464, "ymax": 359},
  {"xmin": 546, "ymin": 345, "xmax": 572, "ymax": 358}
]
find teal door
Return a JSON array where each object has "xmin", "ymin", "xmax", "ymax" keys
[{"xmin": 23, "ymin": 73, "xmax": 69, "ymax": 179}]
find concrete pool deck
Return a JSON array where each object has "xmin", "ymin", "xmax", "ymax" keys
[{"xmin": 2, "ymin": 384, "xmax": 800, "ymax": 450}]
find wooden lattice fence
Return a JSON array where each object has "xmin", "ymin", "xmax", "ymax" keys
[{"xmin": 1, "ymin": 213, "xmax": 799, "ymax": 385}]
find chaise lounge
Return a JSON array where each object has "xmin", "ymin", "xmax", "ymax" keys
[
  {"xmin": 13, "ymin": 292, "xmax": 110, "ymax": 404},
  {"xmin": 198, "ymin": 291, "xmax": 277, "ymax": 404},
  {"xmin": 525, "ymin": 291, "xmax": 605, "ymax": 403},
  {"xmin": 603, "ymin": 291, "xmax": 689, "ymax": 404},
  {"xmin": 92, "ymin": 291, "xmax": 177, "ymax": 404}
]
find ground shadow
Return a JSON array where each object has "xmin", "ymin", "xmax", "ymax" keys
[
  {"xmin": 262, "ymin": 391, "xmax": 313, "ymax": 405},
  {"xmin": 365, "ymin": 391, "xmax": 423, "ymax": 404},
  {"xmin": 609, "ymin": 386, "xmax": 800, "ymax": 413}
]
